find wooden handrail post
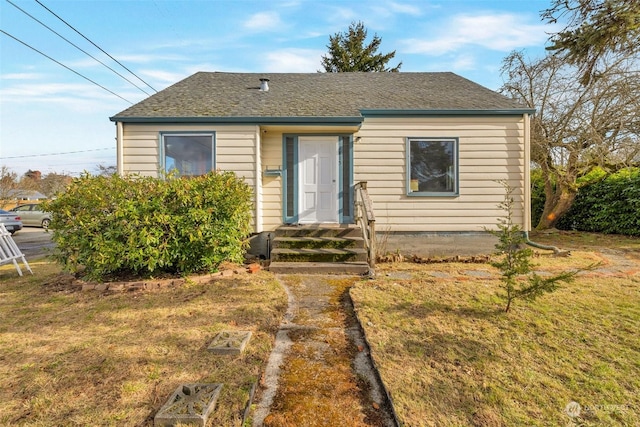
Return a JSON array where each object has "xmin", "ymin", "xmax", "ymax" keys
[
  {"xmin": 369, "ymin": 220, "xmax": 376, "ymax": 269},
  {"xmin": 353, "ymin": 181, "xmax": 376, "ymax": 271}
]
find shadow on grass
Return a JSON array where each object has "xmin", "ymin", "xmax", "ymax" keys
[{"xmin": 391, "ymin": 299, "xmax": 504, "ymax": 320}]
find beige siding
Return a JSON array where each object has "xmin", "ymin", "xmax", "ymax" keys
[
  {"xmin": 118, "ymin": 116, "xmax": 529, "ymax": 234},
  {"xmin": 355, "ymin": 116, "xmax": 527, "ymax": 232},
  {"xmin": 261, "ymin": 133, "xmax": 284, "ymax": 231},
  {"xmin": 119, "ymin": 123, "xmax": 260, "ymax": 229}
]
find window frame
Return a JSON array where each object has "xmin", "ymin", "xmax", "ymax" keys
[
  {"xmin": 406, "ymin": 137, "xmax": 459, "ymax": 197},
  {"xmin": 159, "ymin": 131, "xmax": 216, "ymax": 177}
]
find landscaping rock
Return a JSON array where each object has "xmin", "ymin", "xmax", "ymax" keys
[
  {"xmin": 108, "ymin": 283, "xmax": 125, "ymax": 292},
  {"xmin": 81, "ymin": 283, "xmax": 95, "ymax": 291},
  {"xmin": 154, "ymin": 383, "xmax": 222, "ymax": 427},
  {"xmin": 208, "ymin": 331, "xmax": 252, "ymax": 355}
]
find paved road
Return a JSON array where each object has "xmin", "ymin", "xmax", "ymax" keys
[{"xmin": 12, "ymin": 227, "xmax": 55, "ymax": 259}]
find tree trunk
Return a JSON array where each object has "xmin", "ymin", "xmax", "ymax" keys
[{"xmin": 536, "ymin": 184, "xmax": 577, "ymax": 230}]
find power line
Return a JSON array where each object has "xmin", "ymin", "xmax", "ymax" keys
[
  {"xmin": 0, "ymin": 29, "xmax": 133, "ymax": 104},
  {"xmin": 35, "ymin": 0, "xmax": 158, "ymax": 94},
  {"xmin": 6, "ymin": 0, "xmax": 152, "ymax": 96},
  {"xmin": 0, "ymin": 147, "xmax": 114, "ymax": 160}
]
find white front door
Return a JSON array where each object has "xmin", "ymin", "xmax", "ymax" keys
[{"xmin": 298, "ymin": 136, "xmax": 339, "ymax": 223}]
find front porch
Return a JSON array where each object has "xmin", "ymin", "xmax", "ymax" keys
[
  {"xmin": 259, "ymin": 182, "xmax": 376, "ymax": 275},
  {"xmin": 268, "ymin": 224, "xmax": 370, "ymax": 274}
]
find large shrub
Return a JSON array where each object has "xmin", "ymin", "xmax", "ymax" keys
[
  {"xmin": 530, "ymin": 169, "xmax": 546, "ymax": 229},
  {"xmin": 43, "ymin": 171, "xmax": 253, "ymax": 280},
  {"xmin": 557, "ymin": 168, "xmax": 640, "ymax": 235}
]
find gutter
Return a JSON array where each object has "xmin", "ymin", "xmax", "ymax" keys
[
  {"xmin": 360, "ymin": 108, "xmax": 537, "ymax": 117},
  {"xmin": 108, "ymin": 116, "xmax": 364, "ymax": 126}
]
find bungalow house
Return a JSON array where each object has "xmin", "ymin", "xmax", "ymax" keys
[{"xmin": 110, "ymin": 72, "xmax": 534, "ymax": 267}]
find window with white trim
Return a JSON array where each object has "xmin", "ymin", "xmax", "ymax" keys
[
  {"xmin": 407, "ymin": 137, "xmax": 458, "ymax": 196},
  {"xmin": 161, "ymin": 133, "xmax": 215, "ymax": 176}
]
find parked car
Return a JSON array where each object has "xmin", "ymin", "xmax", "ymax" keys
[
  {"xmin": 10, "ymin": 204, "xmax": 51, "ymax": 229},
  {"xmin": 0, "ymin": 209, "xmax": 23, "ymax": 234}
]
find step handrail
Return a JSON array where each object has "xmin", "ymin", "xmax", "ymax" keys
[{"xmin": 354, "ymin": 181, "xmax": 376, "ymax": 270}]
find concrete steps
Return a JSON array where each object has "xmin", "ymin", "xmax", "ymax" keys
[
  {"xmin": 269, "ymin": 225, "xmax": 370, "ymax": 275},
  {"xmin": 267, "ymin": 261, "xmax": 370, "ymax": 275}
]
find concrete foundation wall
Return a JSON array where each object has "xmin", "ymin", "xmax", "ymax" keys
[
  {"xmin": 381, "ymin": 232, "xmax": 498, "ymax": 257},
  {"xmin": 248, "ymin": 231, "xmax": 498, "ymax": 259}
]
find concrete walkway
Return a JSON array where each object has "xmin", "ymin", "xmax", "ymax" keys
[{"xmin": 251, "ymin": 275, "xmax": 396, "ymax": 427}]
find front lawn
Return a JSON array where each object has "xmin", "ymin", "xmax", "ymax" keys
[
  {"xmin": 0, "ymin": 260, "xmax": 287, "ymax": 425},
  {"xmin": 351, "ymin": 246, "xmax": 640, "ymax": 426}
]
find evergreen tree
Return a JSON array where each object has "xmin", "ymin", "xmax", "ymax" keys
[
  {"xmin": 320, "ymin": 21, "xmax": 401, "ymax": 72},
  {"xmin": 544, "ymin": 0, "xmax": 640, "ymax": 84}
]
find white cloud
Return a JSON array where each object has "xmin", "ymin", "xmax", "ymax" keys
[
  {"xmin": 262, "ymin": 48, "xmax": 324, "ymax": 72},
  {"xmin": 1, "ymin": 82, "xmax": 96, "ymax": 98},
  {"xmin": 110, "ymin": 53, "xmax": 187, "ymax": 64},
  {"xmin": 243, "ymin": 11, "xmax": 284, "ymax": 32},
  {"xmin": 0, "ymin": 82, "xmax": 125, "ymax": 112},
  {"xmin": 388, "ymin": 2, "xmax": 422, "ymax": 16},
  {"xmin": 400, "ymin": 13, "xmax": 551, "ymax": 55},
  {"xmin": 0, "ymin": 73, "xmax": 43, "ymax": 80},
  {"xmin": 326, "ymin": 7, "xmax": 359, "ymax": 28},
  {"xmin": 139, "ymin": 69, "xmax": 187, "ymax": 85},
  {"xmin": 450, "ymin": 54, "xmax": 476, "ymax": 70}
]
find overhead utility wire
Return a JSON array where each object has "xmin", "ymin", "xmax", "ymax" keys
[
  {"xmin": 0, "ymin": 29, "xmax": 133, "ymax": 104},
  {"xmin": 0, "ymin": 147, "xmax": 114, "ymax": 160},
  {"xmin": 35, "ymin": 0, "xmax": 158, "ymax": 93},
  {"xmin": 6, "ymin": 0, "xmax": 152, "ymax": 96}
]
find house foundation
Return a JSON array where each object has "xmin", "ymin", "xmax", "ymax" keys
[{"xmin": 248, "ymin": 231, "xmax": 499, "ymax": 260}]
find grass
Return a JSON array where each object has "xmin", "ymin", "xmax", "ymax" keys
[
  {"xmin": 0, "ymin": 260, "xmax": 287, "ymax": 426},
  {"xmin": 2, "ymin": 231, "xmax": 637, "ymax": 426},
  {"xmin": 350, "ymin": 236, "xmax": 640, "ymax": 426},
  {"xmin": 529, "ymin": 230, "xmax": 640, "ymax": 253}
]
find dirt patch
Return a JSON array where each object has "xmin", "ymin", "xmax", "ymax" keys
[{"xmin": 39, "ymin": 263, "xmax": 263, "ymax": 294}]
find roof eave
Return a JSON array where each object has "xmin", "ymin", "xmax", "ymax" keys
[
  {"xmin": 109, "ymin": 116, "xmax": 365, "ymax": 126},
  {"xmin": 360, "ymin": 108, "xmax": 537, "ymax": 116}
]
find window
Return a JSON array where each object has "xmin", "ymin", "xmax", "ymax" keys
[
  {"xmin": 161, "ymin": 133, "xmax": 215, "ymax": 176},
  {"xmin": 407, "ymin": 137, "xmax": 458, "ymax": 196}
]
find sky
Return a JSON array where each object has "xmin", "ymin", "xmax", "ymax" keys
[{"xmin": 0, "ymin": 0, "xmax": 561, "ymax": 177}]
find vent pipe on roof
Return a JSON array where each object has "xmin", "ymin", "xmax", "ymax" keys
[{"xmin": 259, "ymin": 78, "xmax": 270, "ymax": 92}]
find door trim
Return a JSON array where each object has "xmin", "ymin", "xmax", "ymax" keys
[{"xmin": 282, "ymin": 134, "xmax": 354, "ymax": 225}]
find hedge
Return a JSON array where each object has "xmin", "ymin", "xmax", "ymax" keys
[
  {"xmin": 556, "ymin": 169, "xmax": 640, "ymax": 236},
  {"xmin": 44, "ymin": 171, "xmax": 253, "ymax": 280},
  {"xmin": 531, "ymin": 168, "xmax": 640, "ymax": 235}
]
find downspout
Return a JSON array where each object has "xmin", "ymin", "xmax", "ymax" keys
[
  {"xmin": 255, "ymin": 126, "xmax": 263, "ymax": 233},
  {"xmin": 524, "ymin": 231, "xmax": 569, "ymax": 256},
  {"xmin": 523, "ymin": 113, "xmax": 531, "ymax": 233}
]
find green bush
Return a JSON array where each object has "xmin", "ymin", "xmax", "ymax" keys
[
  {"xmin": 43, "ymin": 171, "xmax": 253, "ymax": 280},
  {"xmin": 557, "ymin": 168, "xmax": 640, "ymax": 235},
  {"xmin": 530, "ymin": 169, "xmax": 546, "ymax": 228}
]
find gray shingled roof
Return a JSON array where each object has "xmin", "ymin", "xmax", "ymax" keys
[{"xmin": 111, "ymin": 72, "xmax": 529, "ymax": 121}]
